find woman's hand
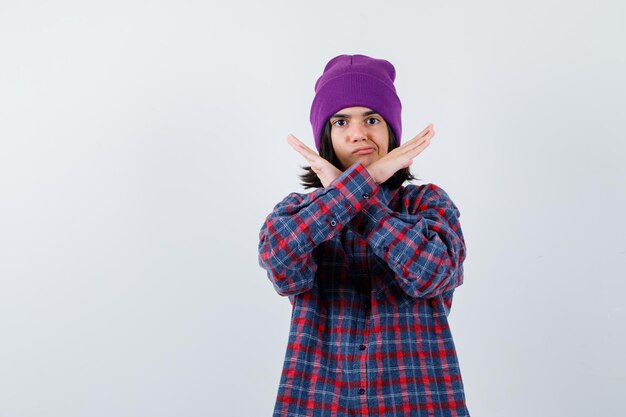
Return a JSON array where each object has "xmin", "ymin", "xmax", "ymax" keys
[
  {"xmin": 366, "ymin": 123, "xmax": 435, "ymax": 184},
  {"xmin": 287, "ymin": 133, "xmax": 342, "ymax": 188}
]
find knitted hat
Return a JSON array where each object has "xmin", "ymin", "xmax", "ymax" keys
[{"xmin": 309, "ymin": 54, "xmax": 402, "ymax": 152}]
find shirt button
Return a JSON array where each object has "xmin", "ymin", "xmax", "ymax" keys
[
  {"xmin": 359, "ymin": 344, "xmax": 366, "ymax": 350},
  {"xmin": 362, "ymin": 192, "xmax": 369, "ymax": 199},
  {"xmin": 330, "ymin": 219, "xmax": 337, "ymax": 227},
  {"xmin": 358, "ymin": 388, "xmax": 365, "ymax": 395},
  {"xmin": 364, "ymin": 303, "xmax": 370, "ymax": 310},
  {"xmin": 383, "ymin": 246, "xmax": 389, "ymax": 252}
]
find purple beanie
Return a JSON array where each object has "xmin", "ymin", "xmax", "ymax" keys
[{"xmin": 309, "ymin": 54, "xmax": 402, "ymax": 152}]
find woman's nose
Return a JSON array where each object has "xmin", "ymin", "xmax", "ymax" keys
[{"xmin": 348, "ymin": 124, "xmax": 368, "ymax": 141}]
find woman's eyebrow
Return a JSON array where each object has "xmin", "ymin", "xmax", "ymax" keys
[{"xmin": 331, "ymin": 110, "xmax": 379, "ymax": 118}]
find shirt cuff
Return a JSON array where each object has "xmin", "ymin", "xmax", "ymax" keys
[
  {"xmin": 324, "ymin": 162, "xmax": 381, "ymax": 228},
  {"xmin": 349, "ymin": 195, "xmax": 391, "ymax": 238}
]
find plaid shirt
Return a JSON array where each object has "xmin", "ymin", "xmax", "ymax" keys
[{"xmin": 258, "ymin": 162, "xmax": 470, "ymax": 416}]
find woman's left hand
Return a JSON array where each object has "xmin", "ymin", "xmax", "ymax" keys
[{"xmin": 287, "ymin": 133, "xmax": 342, "ymax": 188}]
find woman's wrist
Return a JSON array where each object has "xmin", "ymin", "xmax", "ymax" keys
[{"xmin": 365, "ymin": 165, "xmax": 380, "ymax": 184}]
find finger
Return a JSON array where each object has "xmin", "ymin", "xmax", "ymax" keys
[
  {"xmin": 418, "ymin": 123, "xmax": 433, "ymax": 137},
  {"xmin": 287, "ymin": 133, "xmax": 305, "ymax": 150},
  {"xmin": 287, "ymin": 133, "xmax": 318, "ymax": 154},
  {"xmin": 287, "ymin": 134, "xmax": 321, "ymax": 159},
  {"xmin": 403, "ymin": 128, "xmax": 435, "ymax": 151},
  {"xmin": 287, "ymin": 134, "xmax": 314, "ymax": 156},
  {"xmin": 403, "ymin": 123, "xmax": 434, "ymax": 145},
  {"xmin": 287, "ymin": 135, "xmax": 325, "ymax": 165},
  {"xmin": 415, "ymin": 124, "xmax": 434, "ymax": 141},
  {"xmin": 408, "ymin": 124, "xmax": 433, "ymax": 142},
  {"xmin": 287, "ymin": 133, "xmax": 304, "ymax": 145},
  {"xmin": 294, "ymin": 147, "xmax": 318, "ymax": 164},
  {"xmin": 395, "ymin": 135, "xmax": 431, "ymax": 160},
  {"xmin": 405, "ymin": 136, "xmax": 431, "ymax": 158}
]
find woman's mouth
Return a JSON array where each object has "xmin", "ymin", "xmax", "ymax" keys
[{"xmin": 353, "ymin": 147, "xmax": 375, "ymax": 155}]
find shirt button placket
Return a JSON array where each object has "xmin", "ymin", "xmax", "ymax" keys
[{"xmin": 357, "ymin": 295, "xmax": 371, "ymax": 401}]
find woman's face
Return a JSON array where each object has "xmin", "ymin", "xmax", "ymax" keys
[{"xmin": 329, "ymin": 106, "xmax": 389, "ymax": 170}]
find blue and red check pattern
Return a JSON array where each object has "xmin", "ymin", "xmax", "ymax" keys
[{"xmin": 258, "ymin": 162, "xmax": 470, "ymax": 416}]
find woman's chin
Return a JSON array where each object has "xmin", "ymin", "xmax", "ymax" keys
[
  {"xmin": 355, "ymin": 156, "xmax": 375, "ymax": 167},
  {"xmin": 341, "ymin": 155, "xmax": 376, "ymax": 169},
  {"xmin": 357, "ymin": 155, "xmax": 374, "ymax": 167}
]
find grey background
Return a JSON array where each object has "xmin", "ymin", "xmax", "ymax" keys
[{"xmin": 1, "ymin": 0, "xmax": 625, "ymax": 416}]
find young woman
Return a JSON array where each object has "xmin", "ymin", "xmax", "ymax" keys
[{"xmin": 258, "ymin": 54, "xmax": 470, "ymax": 416}]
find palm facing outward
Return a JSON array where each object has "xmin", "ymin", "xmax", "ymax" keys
[{"xmin": 287, "ymin": 123, "xmax": 434, "ymax": 187}]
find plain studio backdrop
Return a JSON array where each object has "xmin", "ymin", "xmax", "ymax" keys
[{"xmin": 1, "ymin": 1, "xmax": 624, "ymax": 416}]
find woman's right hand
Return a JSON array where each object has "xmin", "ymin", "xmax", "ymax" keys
[
  {"xmin": 366, "ymin": 123, "xmax": 435, "ymax": 184},
  {"xmin": 287, "ymin": 133, "xmax": 343, "ymax": 188}
]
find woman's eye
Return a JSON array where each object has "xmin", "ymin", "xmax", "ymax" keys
[
  {"xmin": 333, "ymin": 120, "xmax": 346, "ymax": 127},
  {"xmin": 367, "ymin": 117, "xmax": 379, "ymax": 125}
]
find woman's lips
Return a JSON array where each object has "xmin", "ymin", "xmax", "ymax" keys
[{"xmin": 353, "ymin": 148, "xmax": 375, "ymax": 155}]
